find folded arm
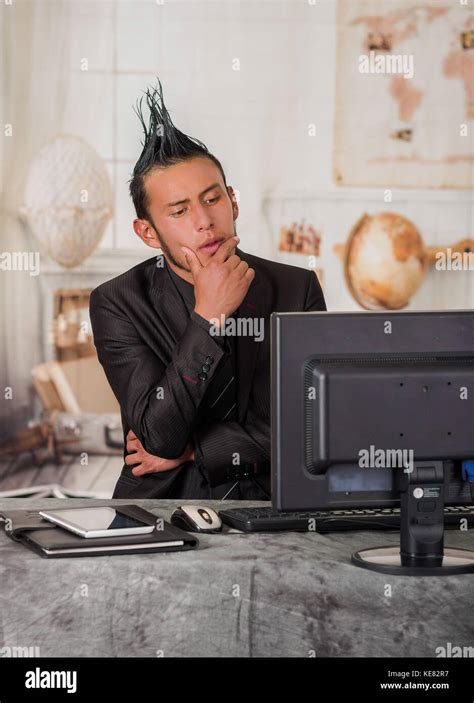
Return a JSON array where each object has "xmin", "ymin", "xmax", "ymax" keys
[{"xmin": 89, "ymin": 287, "xmax": 228, "ymax": 459}]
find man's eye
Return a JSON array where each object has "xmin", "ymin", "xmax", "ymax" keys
[
  {"xmin": 171, "ymin": 209, "xmax": 186, "ymax": 217},
  {"xmin": 206, "ymin": 196, "xmax": 220, "ymax": 205}
]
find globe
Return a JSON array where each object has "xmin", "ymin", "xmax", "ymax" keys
[{"xmin": 344, "ymin": 212, "xmax": 428, "ymax": 310}]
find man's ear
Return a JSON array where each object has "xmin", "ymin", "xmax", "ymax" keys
[
  {"xmin": 133, "ymin": 218, "xmax": 162, "ymax": 250},
  {"xmin": 227, "ymin": 186, "xmax": 239, "ymax": 221}
]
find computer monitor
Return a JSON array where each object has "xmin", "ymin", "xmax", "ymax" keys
[{"xmin": 271, "ymin": 310, "xmax": 474, "ymax": 575}]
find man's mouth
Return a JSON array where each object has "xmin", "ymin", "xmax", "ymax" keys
[{"xmin": 200, "ymin": 238, "xmax": 224, "ymax": 254}]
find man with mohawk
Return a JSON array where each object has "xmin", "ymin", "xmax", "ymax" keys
[{"xmin": 90, "ymin": 79, "xmax": 326, "ymax": 500}]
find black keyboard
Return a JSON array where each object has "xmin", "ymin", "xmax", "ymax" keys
[{"xmin": 219, "ymin": 505, "xmax": 474, "ymax": 533}]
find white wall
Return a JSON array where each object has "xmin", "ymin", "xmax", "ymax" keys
[
  {"xmin": 60, "ymin": 0, "xmax": 472, "ymax": 311},
  {"xmin": 1, "ymin": 0, "xmax": 472, "ymax": 431}
]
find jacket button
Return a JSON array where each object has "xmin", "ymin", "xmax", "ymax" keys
[
  {"xmin": 205, "ymin": 356, "xmax": 214, "ymax": 365},
  {"xmin": 198, "ymin": 372, "xmax": 208, "ymax": 381},
  {"xmin": 202, "ymin": 364, "xmax": 211, "ymax": 373}
]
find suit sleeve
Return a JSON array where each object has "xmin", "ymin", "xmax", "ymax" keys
[
  {"xmin": 193, "ymin": 404, "xmax": 270, "ymax": 487},
  {"xmin": 193, "ymin": 269, "xmax": 327, "ymax": 486},
  {"xmin": 89, "ymin": 287, "xmax": 228, "ymax": 458},
  {"xmin": 304, "ymin": 270, "xmax": 327, "ymax": 312}
]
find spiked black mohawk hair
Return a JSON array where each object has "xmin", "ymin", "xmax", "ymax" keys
[{"xmin": 129, "ymin": 78, "xmax": 228, "ymax": 221}]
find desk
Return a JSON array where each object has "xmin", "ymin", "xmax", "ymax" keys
[{"xmin": 0, "ymin": 498, "xmax": 473, "ymax": 658}]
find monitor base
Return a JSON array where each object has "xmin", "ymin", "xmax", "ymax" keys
[{"xmin": 351, "ymin": 546, "xmax": 474, "ymax": 575}]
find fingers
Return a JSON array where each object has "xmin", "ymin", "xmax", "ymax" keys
[
  {"xmin": 226, "ymin": 258, "xmax": 254, "ymax": 281},
  {"xmin": 131, "ymin": 457, "xmax": 184, "ymax": 476},
  {"xmin": 244, "ymin": 267, "xmax": 255, "ymax": 282},
  {"xmin": 126, "ymin": 440, "xmax": 139, "ymax": 455},
  {"xmin": 235, "ymin": 260, "xmax": 249, "ymax": 277},
  {"xmin": 125, "ymin": 452, "xmax": 141, "ymax": 466},
  {"xmin": 181, "ymin": 246, "xmax": 203, "ymax": 278},
  {"xmin": 213, "ymin": 235, "xmax": 239, "ymax": 264},
  {"xmin": 224, "ymin": 254, "xmax": 242, "ymax": 270},
  {"xmin": 131, "ymin": 464, "xmax": 151, "ymax": 476},
  {"xmin": 125, "ymin": 440, "xmax": 187, "ymax": 475},
  {"xmin": 127, "ymin": 430, "xmax": 137, "ymax": 440}
]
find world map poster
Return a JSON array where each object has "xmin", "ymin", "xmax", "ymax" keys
[{"xmin": 334, "ymin": 0, "xmax": 473, "ymax": 188}]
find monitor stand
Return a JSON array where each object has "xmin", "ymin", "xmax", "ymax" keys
[{"xmin": 352, "ymin": 460, "xmax": 474, "ymax": 575}]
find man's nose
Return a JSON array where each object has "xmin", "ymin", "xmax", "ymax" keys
[{"xmin": 190, "ymin": 203, "xmax": 213, "ymax": 231}]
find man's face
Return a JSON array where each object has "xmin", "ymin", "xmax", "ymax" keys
[{"xmin": 133, "ymin": 156, "xmax": 239, "ymax": 280}]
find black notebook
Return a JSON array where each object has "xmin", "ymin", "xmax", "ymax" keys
[{"xmin": 0, "ymin": 504, "xmax": 198, "ymax": 558}]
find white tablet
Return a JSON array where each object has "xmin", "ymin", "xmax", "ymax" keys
[{"xmin": 38, "ymin": 506, "xmax": 155, "ymax": 539}]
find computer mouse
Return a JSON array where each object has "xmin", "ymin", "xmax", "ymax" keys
[{"xmin": 170, "ymin": 505, "xmax": 222, "ymax": 533}]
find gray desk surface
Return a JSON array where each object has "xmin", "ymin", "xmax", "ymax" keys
[{"xmin": 0, "ymin": 498, "xmax": 473, "ymax": 658}]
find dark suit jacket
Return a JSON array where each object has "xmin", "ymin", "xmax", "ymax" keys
[{"xmin": 89, "ymin": 247, "xmax": 326, "ymax": 499}]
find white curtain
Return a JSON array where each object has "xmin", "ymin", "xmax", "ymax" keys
[{"xmin": 0, "ymin": 0, "xmax": 103, "ymax": 435}]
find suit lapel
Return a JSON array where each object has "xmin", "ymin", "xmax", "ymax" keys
[
  {"xmin": 150, "ymin": 248, "xmax": 270, "ymax": 420},
  {"xmin": 151, "ymin": 257, "xmax": 190, "ymax": 347},
  {"xmin": 233, "ymin": 248, "xmax": 269, "ymax": 422}
]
